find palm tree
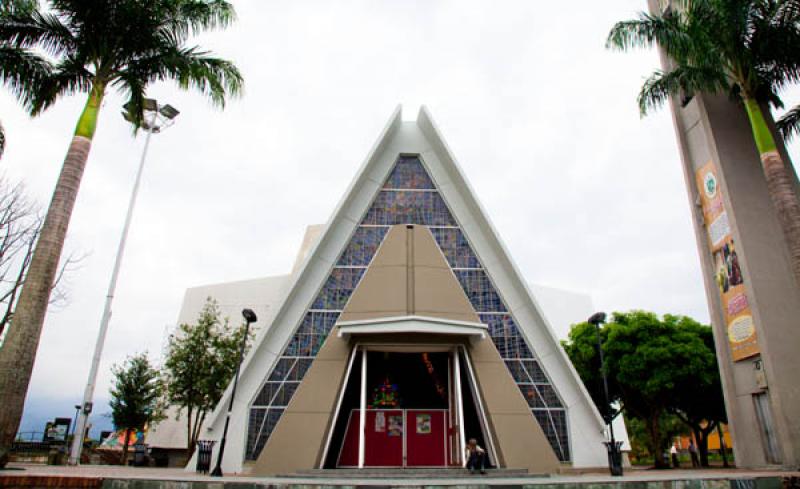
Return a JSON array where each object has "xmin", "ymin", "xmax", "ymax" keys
[
  {"xmin": 0, "ymin": 0, "xmax": 242, "ymax": 465},
  {"xmin": 607, "ymin": 0, "xmax": 800, "ymax": 286}
]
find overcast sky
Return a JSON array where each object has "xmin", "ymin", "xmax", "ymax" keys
[{"xmin": 2, "ymin": 0, "xmax": 799, "ymax": 430}]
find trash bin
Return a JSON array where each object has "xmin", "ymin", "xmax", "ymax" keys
[
  {"xmin": 133, "ymin": 443, "xmax": 148, "ymax": 467},
  {"xmin": 196, "ymin": 440, "xmax": 215, "ymax": 474},
  {"xmin": 604, "ymin": 440, "xmax": 624, "ymax": 476}
]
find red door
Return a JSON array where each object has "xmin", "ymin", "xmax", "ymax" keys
[
  {"xmin": 405, "ymin": 410, "xmax": 446, "ymax": 467},
  {"xmin": 337, "ymin": 409, "xmax": 404, "ymax": 467}
]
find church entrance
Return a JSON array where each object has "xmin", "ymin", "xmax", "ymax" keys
[{"xmin": 324, "ymin": 347, "xmax": 492, "ymax": 469}]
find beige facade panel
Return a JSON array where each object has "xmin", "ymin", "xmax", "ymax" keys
[
  {"xmin": 252, "ymin": 334, "xmax": 351, "ymax": 475},
  {"xmin": 468, "ymin": 336, "xmax": 561, "ymax": 472},
  {"xmin": 339, "ymin": 225, "xmax": 480, "ymax": 324}
]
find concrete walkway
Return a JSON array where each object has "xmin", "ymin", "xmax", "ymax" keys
[{"xmin": 1, "ymin": 463, "xmax": 799, "ymax": 487}]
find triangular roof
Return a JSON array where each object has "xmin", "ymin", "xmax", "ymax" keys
[{"xmin": 199, "ymin": 106, "xmax": 607, "ymax": 471}]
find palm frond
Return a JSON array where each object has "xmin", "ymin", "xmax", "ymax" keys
[
  {"xmin": 0, "ymin": 8, "xmax": 77, "ymax": 58},
  {"xmin": 27, "ymin": 55, "xmax": 91, "ymax": 115},
  {"xmin": 179, "ymin": 0, "xmax": 236, "ymax": 33},
  {"xmin": 607, "ymin": 13, "xmax": 688, "ymax": 53},
  {"xmin": 777, "ymin": 105, "xmax": 800, "ymax": 141},
  {"xmin": 120, "ymin": 44, "xmax": 242, "ymax": 108},
  {"xmin": 0, "ymin": 0, "xmax": 38, "ymax": 15},
  {"xmin": 157, "ymin": 0, "xmax": 236, "ymax": 44},
  {"xmin": 0, "ymin": 120, "xmax": 5, "ymax": 159},
  {"xmin": 0, "ymin": 45, "xmax": 53, "ymax": 109},
  {"xmin": 638, "ymin": 65, "xmax": 729, "ymax": 115},
  {"xmin": 116, "ymin": 71, "xmax": 147, "ymax": 131}
]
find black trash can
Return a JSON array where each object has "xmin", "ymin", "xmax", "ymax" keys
[
  {"xmin": 196, "ymin": 440, "xmax": 215, "ymax": 474},
  {"xmin": 604, "ymin": 440, "xmax": 624, "ymax": 476}
]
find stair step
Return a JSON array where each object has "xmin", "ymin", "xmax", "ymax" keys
[{"xmin": 281, "ymin": 468, "xmax": 539, "ymax": 479}]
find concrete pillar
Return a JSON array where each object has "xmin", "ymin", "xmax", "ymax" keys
[{"xmin": 647, "ymin": 0, "xmax": 800, "ymax": 468}]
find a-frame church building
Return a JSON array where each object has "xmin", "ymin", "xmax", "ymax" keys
[{"xmin": 177, "ymin": 107, "xmax": 609, "ymax": 474}]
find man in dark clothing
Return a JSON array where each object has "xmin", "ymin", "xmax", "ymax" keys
[{"xmin": 465, "ymin": 438, "xmax": 486, "ymax": 474}]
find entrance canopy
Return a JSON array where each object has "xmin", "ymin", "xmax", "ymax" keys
[{"xmin": 337, "ymin": 315, "xmax": 488, "ymax": 342}]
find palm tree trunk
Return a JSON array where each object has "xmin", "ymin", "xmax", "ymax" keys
[
  {"xmin": 743, "ymin": 98, "xmax": 800, "ymax": 288},
  {"xmin": 0, "ymin": 84, "xmax": 104, "ymax": 467}
]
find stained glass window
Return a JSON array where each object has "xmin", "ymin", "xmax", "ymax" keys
[
  {"xmin": 337, "ymin": 227, "xmax": 389, "ymax": 267},
  {"xmin": 362, "ymin": 191, "xmax": 456, "ymax": 226},
  {"xmin": 455, "ymin": 270, "xmax": 507, "ymax": 312},
  {"xmin": 383, "ymin": 156, "xmax": 435, "ymax": 189},
  {"xmin": 311, "ymin": 268, "xmax": 366, "ymax": 310},
  {"xmin": 430, "ymin": 228, "xmax": 481, "ymax": 268},
  {"xmin": 246, "ymin": 154, "xmax": 571, "ymax": 462}
]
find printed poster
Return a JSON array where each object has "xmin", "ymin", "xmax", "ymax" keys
[
  {"xmin": 375, "ymin": 411, "xmax": 385, "ymax": 432},
  {"xmin": 416, "ymin": 414, "xmax": 431, "ymax": 434},
  {"xmin": 388, "ymin": 415, "xmax": 403, "ymax": 437},
  {"xmin": 696, "ymin": 161, "xmax": 759, "ymax": 361}
]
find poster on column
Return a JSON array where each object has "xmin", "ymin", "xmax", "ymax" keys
[{"xmin": 695, "ymin": 160, "xmax": 759, "ymax": 361}]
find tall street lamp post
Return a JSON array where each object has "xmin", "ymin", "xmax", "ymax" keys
[
  {"xmin": 587, "ymin": 312, "xmax": 623, "ymax": 476},
  {"xmin": 68, "ymin": 99, "xmax": 179, "ymax": 465},
  {"xmin": 211, "ymin": 308, "xmax": 257, "ymax": 477}
]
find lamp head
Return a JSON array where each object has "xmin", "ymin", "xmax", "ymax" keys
[
  {"xmin": 588, "ymin": 312, "xmax": 607, "ymax": 326},
  {"xmin": 159, "ymin": 104, "xmax": 180, "ymax": 120},
  {"xmin": 242, "ymin": 308, "xmax": 257, "ymax": 323}
]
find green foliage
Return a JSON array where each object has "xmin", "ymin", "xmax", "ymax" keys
[
  {"xmin": 562, "ymin": 322, "xmax": 619, "ymax": 423},
  {"xmin": 162, "ymin": 297, "xmax": 251, "ymax": 454},
  {"xmin": 625, "ymin": 413, "xmax": 687, "ymax": 465},
  {"xmin": 0, "ymin": 0, "xmax": 243, "ymax": 126},
  {"xmin": 606, "ymin": 0, "xmax": 800, "ymax": 117},
  {"xmin": 563, "ymin": 310, "xmax": 726, "ymax": 468},
  {"xmin": 109, "ymin": 352, "xmax": 161, "ymax": 464}
]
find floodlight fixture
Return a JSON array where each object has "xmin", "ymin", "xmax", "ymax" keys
[
  {"xmin": 242, "ymin": 308, "xmax": 257, "ymax": 324},
  {"xmin": 588, "ymin": 312, "xmax": 607, "ymax": 326}
]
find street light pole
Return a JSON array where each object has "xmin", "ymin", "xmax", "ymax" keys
[
  {"xmin": 587, "ymin": 311, "xmax": 622, "ymax": 476},
  {"xmin": 68, "ymin": 100, "xmax": 179, "ymax": 465},
  {"xmin": 211, "ymin": 308, "xmax": 257, "ymax": 477}
]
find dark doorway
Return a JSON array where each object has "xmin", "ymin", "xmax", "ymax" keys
[{"xmin": 323, "ymin": 348, "xmax": 491, "ymax": 469}]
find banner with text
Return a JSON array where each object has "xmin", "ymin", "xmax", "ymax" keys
[{"xmin": 696, "ymin": 161, "xmax": 759, "ymax": 361}]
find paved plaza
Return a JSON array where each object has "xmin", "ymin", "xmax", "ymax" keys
[{"xmin": 2, "ymin": 463, "xmax": 799, "ymax": 487}]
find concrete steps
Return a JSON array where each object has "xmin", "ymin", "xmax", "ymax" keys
[{"xmin": 283, "ymin": 468, "xmax": 536, "ymax": 479}]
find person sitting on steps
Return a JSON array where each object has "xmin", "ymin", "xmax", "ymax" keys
[{"xmin": 465, "ymin": 438, "xmax": 486, "ymax": 474}]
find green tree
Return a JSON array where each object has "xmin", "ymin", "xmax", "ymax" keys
[
  {"xmin": 604, "ymin": 312, "xmax": 717, "ymax": 468},
  {"xmin": 0, "ymin": 0, "xmax": 242, "ymax": 465},
  {"xmin": 607, "ymin": 0, "xmax": 800, "ymax": 289},
  {"xmin": 562, "ymin": 321, "xmax": 621, "ymax": 423},
  {"xmin": 162, "ymin": 298, "xmax": 250, "ymax": 457},
  {"xmin": 109, "ymin": 352, "xmax": 162, "ymax": 465},
  {"xmin": 564, "ymin": 311, "xmax": 724, "ymax": 468},
  {"xmin": 669, "ymin": 321, "xmax": 727, "ymax": 467}
]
